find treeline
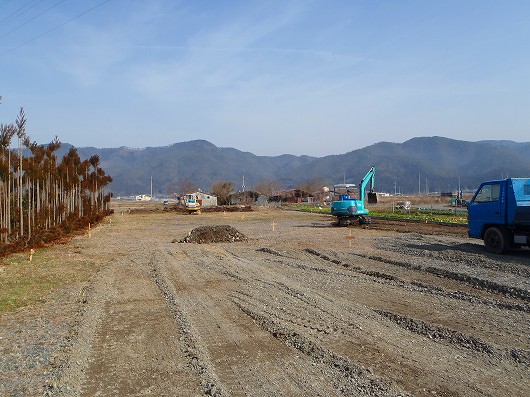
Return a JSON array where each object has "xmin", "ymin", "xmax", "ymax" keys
[{"xmin": 0, "ymin": 104, "xmax": 112, "ymax": 251}]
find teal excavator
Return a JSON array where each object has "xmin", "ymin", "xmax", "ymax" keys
[{"xmin": 331, "ymin": 166, "xmax": 378, "ymax": 226}]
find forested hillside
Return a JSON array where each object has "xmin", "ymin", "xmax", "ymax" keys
[{"xmin": 53, "ymin": 137, "xmax": 530, "ymax": 196}]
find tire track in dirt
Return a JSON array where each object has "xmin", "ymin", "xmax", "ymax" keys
[
  {"xmin": 191, "ymin": 244, "xmax": 523, "ymax": 397},
  {"xmin": 253, "ymin": 243, "xmax": 530, "ymax": 367},
  {"xmin": 51, "ymin": 260, "xmax": 115, "ymax": 396},
  {"xmin": 234, "ymin": 300, "xmax": 412, "ymax": 397},
  {"xmin": 171, "ymin": 244, "xmax": 452, "ymax": 396},
  {"xmin": 248, "ymin": 245, "xmax": 529, "ymax": 382},
  {"xmin": 376, "ymin": 233, "xmax": 530, "ymax": 278},
  {"xmin": 219, "ymin": 263, "xmax": 401, "ymax": 388},
  {"xmin": 159, "ymin": 245, "xmax": 344, "ymax": 396},
  {"xmin": 373, "ymin": 234, "xmax": 530, "ymax": 293},
  {"xmin": 303, "ymin": 247, "xmax": 530, "ymax": 311},
  {"xmin": 374, "ymin": 309, "xmax": 530, "ymax": 365},
  {"xmin": 150, "ymin": 256, "xmax": 226, "ymax": 396},
  {"xmin": 185, "ymin": 248, "xmax": 367, "ymax": 349},
  {"xmin": 53, "ymin": 251, "xmax": 203, "ymax": 395},
  {"xmin": 182, "ymin": 247, "xmax": 365, "ymax": 341}
]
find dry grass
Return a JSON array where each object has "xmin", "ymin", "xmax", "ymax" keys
[{"xmin": 0, "ymin": 242, "xmax": 101, "ymax": 315}]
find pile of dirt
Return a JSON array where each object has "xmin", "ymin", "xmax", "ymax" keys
[
  {"xmin": 163, "ymin": 205, "xmax": 254, "ymax": 213},
  {"xmin": 203, "ymin": 205, "xmax": 253, "ymax": 213},
  {"xmin": 178, "ymin": 225, "xmax": 248, "ymax": 244}
]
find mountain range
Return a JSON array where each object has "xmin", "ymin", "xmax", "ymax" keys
[{"xmin": 53, "ymin": 137, "xmax": 530, "ymax": 196}]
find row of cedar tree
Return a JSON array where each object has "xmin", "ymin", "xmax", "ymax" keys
[{"xmin": 0, "ymin": 107, "xmax": 112, "ymax": 252}]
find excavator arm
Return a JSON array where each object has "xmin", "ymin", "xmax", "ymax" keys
[{"xmin": 360, "ymin": 166, "xmax": 378, "ymax": 204}]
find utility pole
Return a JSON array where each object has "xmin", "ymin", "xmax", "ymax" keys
[
  {"xmin": 150, "ymin": 176, "xmax": 153, "ymax": 197},
  {"xmin": 242, "ymin": 176, "xmax": 245, "ymax": 192},
  {"xmin": 418, "ymin": 173, "xmax": 421, "ymax": 196}
]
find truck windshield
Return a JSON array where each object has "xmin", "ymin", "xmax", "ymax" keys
[
  {"xmin": 512, "ymin": 178, "xmax": 530, "ymax": 206},
  {"xmin": 474, "ymin": 183, "xmax": 500, "ymax": 203}
]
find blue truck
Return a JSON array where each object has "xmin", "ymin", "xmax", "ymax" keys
[{"xmin": 467, "ymin": 178, "xmax": 530, "ymax": 254}]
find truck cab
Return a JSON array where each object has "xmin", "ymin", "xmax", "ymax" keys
[{"xmin": 468, "ymin": 178, "xmax": 530, "ymax": 253}]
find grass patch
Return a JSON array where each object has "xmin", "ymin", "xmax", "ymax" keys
[
  {"xmin": 0, "ymin": 248, "xmax": 100, "ymax": 315},
  {"xmin": 287, "ymin": 204, "xmax": 468, "ymax": 225},
  {"xmin": 370, "ymin": 209, "xmax": 468, "ymax": 224}
]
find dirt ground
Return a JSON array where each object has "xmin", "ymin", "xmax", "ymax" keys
[{"xmin": 1, "ymin": 203, "xmax": 529, "ymax": 397}]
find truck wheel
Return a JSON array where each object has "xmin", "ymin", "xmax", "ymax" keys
[{"xmin": 483, "ymin": 227, "xmax": 506, "ymax": 254}]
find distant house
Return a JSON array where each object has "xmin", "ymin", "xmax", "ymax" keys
[
  {"xmin": 180, "ymin": 192, "xmax": 217, "ymax": 207},
  {"xmin": 255, "ymin": 195, "xmax": 269, "ymax": 206},
  {"xmin": 228, "ymin": 191, "xmax": 260, "ymax": 205},
  {"xmin": 135, "ymin": 194, "xmax": 152, "ymax": 201},
  {"xmin": 270, "ymin": 189, "xmax": 314, "ymax": 203}
]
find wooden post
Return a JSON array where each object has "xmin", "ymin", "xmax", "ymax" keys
[
  {"xmin": 346, "ymin": 230, "xmax": 355, "ymax": 248},
  {"xmin": 29, "ymin": 249, "xmax": 34, "ymax": 262},
  {"xmin": 271, "ymin": 220, "xmax": 277, "ymax": 231},
  {"xmin": 88, "ymin": 223, "xmax": 91, "ymax": 238}
]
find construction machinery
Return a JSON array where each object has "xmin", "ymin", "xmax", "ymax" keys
[
  {"xmin": 331, "ymin": 166, "xmax": 378, "ymax": 226},
  {"xmin": 468, "ymin": 177, "xmax": 530, "ymax": 253},
  {"xmin": 185, "ymin": 197, "xmax": 201, "ymax": 214}
]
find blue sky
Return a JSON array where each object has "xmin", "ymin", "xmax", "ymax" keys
[{"xmin": 0, "ymin": 0, "xmax": 528, "ymax": 156}]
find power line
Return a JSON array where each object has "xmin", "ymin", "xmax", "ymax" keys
[
  {"xmin": 0, "ymin": 0, "xmax": 44, "ymax": 27},
  {"xmin": 0, "ymin": 0, "xmax": 16, "ymax": 10},
  {"xmin": 0, "ymin": 0, "xmax": 113, "ymax": 56},
  {"xmin": 0, "ymin": 0, "xmax": 69, "ymax": 40}
]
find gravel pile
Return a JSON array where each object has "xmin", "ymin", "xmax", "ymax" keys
[{"xmin": 178, "ymin": 225, "xmax": 248, "ymax": 244}]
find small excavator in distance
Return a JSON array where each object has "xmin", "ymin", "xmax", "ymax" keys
[{"xmin": 331, "ymin": 166, "xmax": 378, "ymax": 226}]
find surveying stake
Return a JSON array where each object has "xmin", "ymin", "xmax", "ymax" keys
[{"xmin": 346, "ymin": 230, "xmax": 355, "ymax": 247}]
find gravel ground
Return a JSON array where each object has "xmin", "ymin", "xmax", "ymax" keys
[{"xmin": 1, "ymin": 205, "xmax": 528, "ymax": 397}]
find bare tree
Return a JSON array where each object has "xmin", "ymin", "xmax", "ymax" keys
[
  {"xmin": 210, "ymin": 181, "xmax": 234, "ymax": 205},
  {"xmin": 178, "ymin": 178, "xmax": 198, "ymax": 195},
  {"xmin": 164, "ymin": 181, "xmax": 179, "ymax": 197},
  {"xmin": 297, "ymin": 178, "xmax": 325, "ymax": 195},
  {"xmin": 253, "ymin": 179, "xmax": 282, "ymax": 197}
]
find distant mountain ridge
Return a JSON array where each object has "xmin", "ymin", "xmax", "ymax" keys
[{"xmin": 53, "ymin": 137, "xmax": 530, "ymax": 196}]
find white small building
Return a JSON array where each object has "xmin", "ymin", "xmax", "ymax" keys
[
  {"xmin": 135, "ymin": 194, "xmax": 152, "ymax": 201},
  {"xmin": 181, "ymin": 192, "xmax": 217, "ymax": 207}
]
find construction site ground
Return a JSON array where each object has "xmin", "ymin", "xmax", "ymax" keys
[{"xmin": 1, "ymin": 203, "xmax": 529, "ymax": 397}]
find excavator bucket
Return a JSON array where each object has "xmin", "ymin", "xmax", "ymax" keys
[{"xmin": 367, "ymin": 191, "xmax": 378, "ymax": 204}]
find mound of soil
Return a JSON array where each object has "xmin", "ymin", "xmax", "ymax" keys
[
  {"xmin": 178, "ymin": 225, "xmax": 248, "ymax": 244},
  {"xmin": 164, "ymin": 205, "xmax": 253, "ymax": 213}
]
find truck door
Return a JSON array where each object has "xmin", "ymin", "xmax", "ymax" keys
[{"xmin": 468, "ymin": 182, "xmax": 504, "ymax": 237}]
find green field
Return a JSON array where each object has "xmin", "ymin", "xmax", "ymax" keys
[{"xmin": 288, "ymin": 204, "xmax": 468, "ymax": 225}]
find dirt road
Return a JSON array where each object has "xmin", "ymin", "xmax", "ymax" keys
[{"xmin": 1, "ymin": 206, "xmax": 529, "ymax": 396}]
